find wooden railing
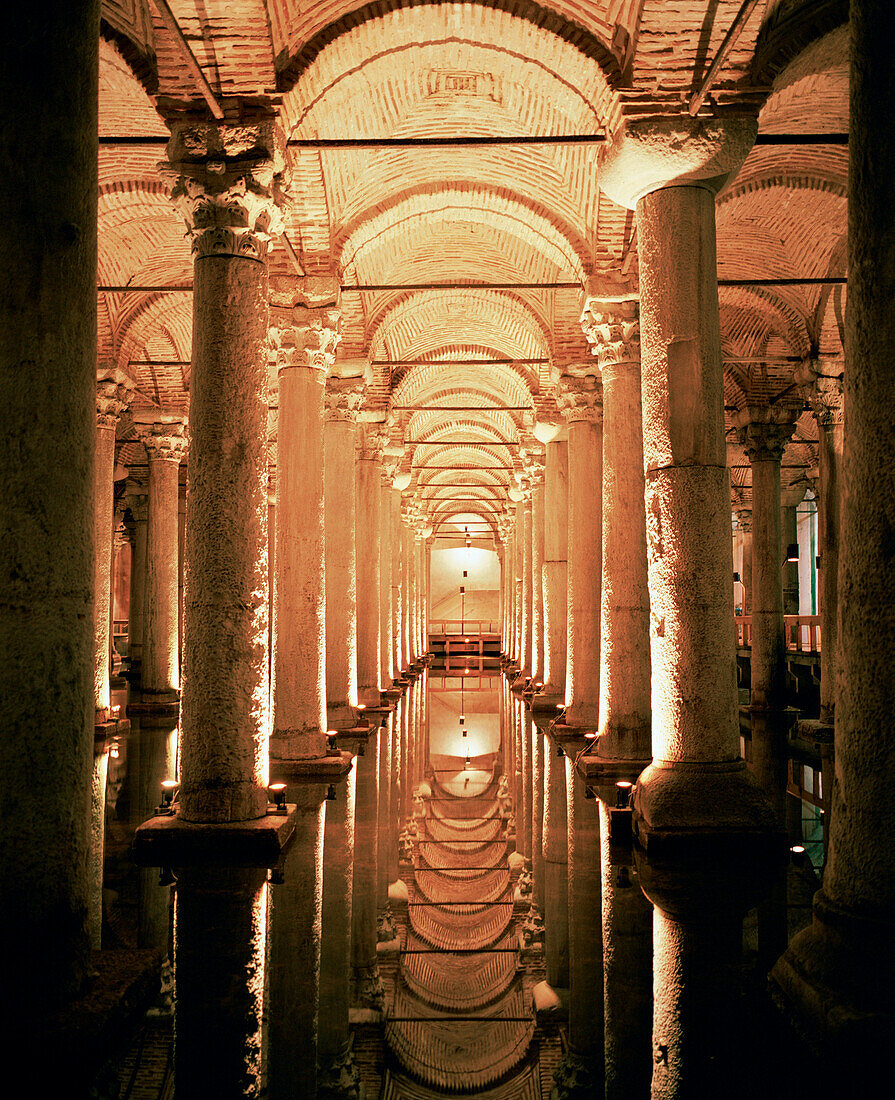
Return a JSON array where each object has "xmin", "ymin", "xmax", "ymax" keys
[
  {"xmin": 735, "ymin": 615, "xmax": 821, "ymax": 653},
  {"xmin": 429, "ymin": 619, "xmax": 500, "ymax": 636}
]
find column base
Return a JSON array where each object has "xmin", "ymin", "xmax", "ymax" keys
[
  {"xmin": 127, "ymin": 691, "xmax": 180, "ymax": 718},
  {"xmin": 550, "ymin": 1049, "xmax": 601, "ymax": 1100},
  {"xmin": 531, "ymin": 693, "xmax": 563, "ymax": 720},
  {"xmin": 351, "ymin": 963, "xmax": 385, "ymax": 1013},
  {"xmin": 327, "ymin": 703, "xmax": 362, "ymax": 730},
  {"xmin": 318, "ymin": 1042, "xmax": 364, "ymax": 1100},
  {"xmin": 632, "ymin": 758, "xmax": 783, "ymax": 855},
  {"xmin": 770, "ymin": 890, "xmax": 895, "ymax": 1073}
]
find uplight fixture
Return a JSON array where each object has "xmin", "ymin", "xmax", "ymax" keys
[
  {"xmin": 785, "ymin": 543, "xmax": 800, "ymax": 564},
  {"xmin": 158, "ymin": 779, "xmax": 179, "ymax": 815},
  {"xmin": 269, "ymin": 782, "xmax": 288, "ymax": 815},
  {"xmin": 615, "ymin": 780, "xmax": 633, "ymax": 809}
]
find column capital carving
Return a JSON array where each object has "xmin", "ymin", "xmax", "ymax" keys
[
  {"xmin": 357, "ymin": 423, "xmax": 390, "ymax": 462},
  {"xmin": 735, "ymin": 405, "xmax": 800, "ymax": 464},
  {"xmin": 96, "ymin": 369, "xmax": 135, "ymax": 428},
  {"xmin": 556, "ymin": 373, "xmax": 604, "ymax": 424},
  {"xmin": 324, "ymin": 377, "xmax": 365, "ymax": 423},
  {"xmin": 734, "ymin": 508, "xmax": 753, "ymax": 533},
  {"xmin": 580, "ymin": 278, "xmax": 640, "ymax": 370},
  {"xmin": 271, "ymin": 277, "xmax": 343, "ymax": 375},
  {"xmin": 796, "ymin": 357, "xmax": 844, "ymax": 431},
  {"xmin": 135, "ymin": 417, "xmax": 189, "ymax": 463},
  {"xmin": 126, "ymin": 479, "xmax": 149, "ymax": 523},
  {"xmin": 159, "ymin": 118, "xmax": 288, "ymax": 261}
]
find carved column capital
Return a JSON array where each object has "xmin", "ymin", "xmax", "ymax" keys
[
  {"xmin": 270, "ymin": 277, "xmax": 342, "ymax": 376},
  {"xmin": 556, "ymin": 374, "xmax": 604, "ymax": 424},
  {"xmin": 126, "ymin": 480, "xmax": 149, "ymax": 524},
  {"xmin": 324, "ymin": 378, "xmax": 365, "ymax": 423},
  {"xmin": 159, "ymin": 118, "xmax": 288, "ymax": 261},
  {"xmin": 357, "ymin": 423, "xmax": 390, "ymax": 462},
  {"xmin": 135, "ymin": 418, "xmax": 189, "ymax": 464},
  {"xmin": 580, "ymin": 280, "xmax": 640, "ymax": 370},
  {"xmin": 797, "ymin": 358, "xmax": 844, "ymax": 432},
  {"xmin": 96, "ymin": 369, "xmax": 135, "ymax": 429},
  {"xmin": 735, "ymin": 406, "xmax": 799, "ymax": 464},
  {"xmin": 734, "ymin": 508, "xmax": 753, "ymax": 533}
]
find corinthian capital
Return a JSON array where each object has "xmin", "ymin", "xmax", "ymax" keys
[
  {"xmin": 795, "ymin": 357, "xmax": 844, "ymax": 431},
  {"xmin": 580, "ymin": 277, "xmax": 640, "ymax": 370},
  {"xmin": 324, "ymin": 378, "xmax": 365, "ymax": 423},
  {"xmin": 357, "ymin": 422, "xmax": 390, "ymax": 462},
  {"xmin": 269, "ymin": 277, "xmax": 342, "ymax": 375},
  {"xmin": 135, "ymin": 416, "xmax": 189, "ymax": 463},
  {"xmin": 555, "ymin": 372, "xmax": 603, "ymax": 424},
  {"xmin": 96, "ymin": 369, "xmax": 135, "ymax": 429},
  {"xmin": 735, "ymin": 405, "xmax": 800, "ymax": 464},
  {"xmin": 159, "ymin": 117, "xmax": 288, "ymax": 261}
]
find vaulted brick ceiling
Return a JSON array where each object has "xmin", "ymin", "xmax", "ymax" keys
[{"xmin": 100, "ymin": 0, "xmax": 848, "ymax": 520}]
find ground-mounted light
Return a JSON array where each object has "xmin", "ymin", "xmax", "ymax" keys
[
  {"xmin": 790, "ymin": 844, "xmax": 807, "ymax": 866},
  {"xmin": 157, "ymin": 779, "xmax": 179, "ymax": 815},
  {"xmin": 326, "ymin": 732, "xmax": 340, "ymax": 756},
  {"xmin": 326, "ymin": 784, "xmax": 337, "ymax": 801},
  {"xmin": 268, "ymin": 782, "xmax": 287, "ymax": 815},
  {"xmin": 615, "ymin": 780, "xmax": 633, "ymax": 809},
  {"xmin": 785, "ymin": 543, "xmax": 799, "ymax": 564}
]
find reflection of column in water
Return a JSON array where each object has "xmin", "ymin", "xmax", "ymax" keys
[
  {"xmin": 351, "ymin": 726, "xmax": 383, "ymax": 1010},
  {"xmin": 319, "ymin": 764, "xmax": 361, "ymax": 1094},
  {"xmin": 268, "ymin": 785, "xmax": 327, "ymax": 1099},
  {"xmin": 174, "ymin": 867, "xmax": 268, "ymax": 1097},
  {"xmin": 531, "ymin": 723, "xmax": 545, "ymax": 914},
  {"xmin": 543, "ymin": 740, "xmax": 569, "ymax": 988},
  {"xmin": 599, "ymin": 800, "xmax": 652, "ymax": 1100},
  {"xmin": 388, "ymin": 714, "xmax": 400, "ymax": 884},
  {"xmin": 136, "ymin": 718, "xmax": 178, "ymax": 949},
  {"xmin": 518, "ymin": 701, "xmax": 530, "ymax": 861}
]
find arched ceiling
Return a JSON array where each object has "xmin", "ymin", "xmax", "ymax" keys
[{"xmin": 99, "ymin": 0, "xmax": 849, "ymax": 526}]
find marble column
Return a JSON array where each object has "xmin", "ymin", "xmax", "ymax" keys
[
  {"xmin": 782, "ymin": 502, "xmax": 800, "ymax": 615},
  {"xmin": 735, "ymin": 507, "xmax": 753, "ymax": 615},
  {"xmin": 380, "ymin": 476, "xmax": 394, "ymax": 688},
  {"xmin": 90, "ymin": 371, "xmax": 134, "ymax": 949},
  {"xmin": 518, "ymin": 701, "xmax": 531, "ymax": 861},
  {"xmin": 95, "ymin": 372, "xmax": 134, "ymax": 718},
  {"xmin": 357, "ymin": 426, "xmax": 384, "ymax": 706},
  {"xmin": 351, "ymin": 724, "xmax": 384, "ymax": 1009},
  {"xmin": 773, "ymin": 1, "xmax": 895, "ymax": 1064},
  {"xmin": 318, "ymin": 764, "xmax": 362, "ymax": 1098},
  {"xmin": 401, "ymin": 520, "xmax": 412, "ymax": 671},
  {"xmin": 542, "ymin": 740, "xmax": 569, "ymax": 988},
  {"xmin": 324, "ymin": 381, "xmax": 362, "ymax": 727},
  {"xmin": 135, "ymin": 416, "xmax": 188, "ymax": 700},
  {"xmin": 376, "ymin": 709, "xmax": 396, "ymax": 939},
  {"xmin": 391, "ymin": 488, "xmax": 404, "ymax": 678},
  {"xmin": 271, "ymin": 277, "xmax": 341, "ymax": 762},
  {"xmin": 599, "ymin": 118, "xmax": 776, "ymax": 842},
  {"xmin": 0, "ymin": 0, "xmax": 98, "ymax": 1008},
  {"xmin": 557, "ymin": 375, "xmax": 603, "ymax": 729},
  {"xmin": 530, "ymin": 724, "xmax": 546, "ymax": 921},
  {"xmin": 163, "ymin": 119, "xmax": 284, "ymax": 823},
  {"xmin": 581, "ymin": 285, "xmax": 651, "ymax": 768},
  {"xmin": 531, "ymin": 465, "xmax": 546, "ymax": 684},
  {"xmin": 541, "ymin": 438, "xmax": 568, "ymax": 705},
  {"xmin": 513, "ymin": 499, "xmax": 524, "ymax": 667},
  {"xmin": 126, "ymin": 480, "xmax": 148, "ymax": 673},
  {"xmin": 520, "ymin": 491, "xmax": 534, "ymax": 678},
  {"xmin": 803, "ymin": 362, "xmax": 844, "ymax": 723}
]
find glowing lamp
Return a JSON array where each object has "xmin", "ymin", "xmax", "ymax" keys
[
  {"xmin": 109, "ymin": 738, "xmax": 120, "ymax": 760},
  {"xmin": 785, "ymin": 543, "xmax": 799, "ymax": 564},
  {"xmin": 790, "ymin": 844, "xmax": 807, "ymax": 866},
  {"xmin": 615, "ymin": 780, "xmax": 633, "ymax": 809},
  {"xmin": 326, "ymin": 732, "xmax": 340, "ymax": 756},
  {"xmin": 269, "ymin": 782, "xmax": 288, "ymax": 815},
  {"xmin": 158, "ymin": 779, "xmax": 179, "ymax": 816},
  {"xmin": 584, "ymin": 731, "xmax": 598, "ymax": 740},
  {"xmin": 393, "ymin": 471, "xmax": 412, "ymax": 491}
]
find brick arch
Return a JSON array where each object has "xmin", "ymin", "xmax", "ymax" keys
[
  {"xmin": 392, "ymin": 361, "xmax": 535, "ymax": 414},
  {"xmin": 278, "ymin": 0, "xmax": 621, "ymax": 95},
  {"xmin": 336, "ymin": 185, "xmax": 589, "ymax": 283},
  {"xmin": 752, "ymin": 0, "xmax": 847, "ymax": 86},
  {"xmin": 367, "ymin": 289, "xmax": 551, "ymax": 364}
]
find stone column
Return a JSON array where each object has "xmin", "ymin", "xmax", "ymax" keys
[
  {"xmin": 782, "ymin": 502, "xmax": 800, "ymax": 615},
  {"xmin": 271, "ymin": 277, "xmax": 341, "ymax": 762},
  {"xmin": 735, "ymin": 507, "xmax": 753, "ymax": 614},
  {"xmin": 95, "ymin": 371, "xmax": 134, "ymax": 717},
  {"xmin": 513, "ymin": 499, "xmax": 524, "ymax": 667},
  {"xmin": 401, "ymin": 521, "xmax": 412, "ymax": 671},
  {"xmin": 520, "ymin": 491, "xmax": 534, "ymax": 678},
  {"xmin": 541, "ymin": 438, "xmax": 568, "ymax": 705},
  {"xmin": 324, "ymin": 380, "xmax": 362, "ymax": 728},
  {"xmin": 581, "ymin": 284, "xmax": 652, "ymax": 768},
  {"xmin": 738, "ymin": 407, "xmax": 799, "ymax": 818},
  {"xmin": 517, "ymin": 700, "xmax": 531, "ymax": 861},
  {"xmin": 357, "ymin": 425, "xmax": 385, "ymax": 705},
  {"xmin": 391, "ymin": 488, "xmax": 404, "ymax": 678},
  {"xmin": 530, "ymin": 724, "xmax": 546, "ymax": 921},
  {"xmin": 531, "ymin": 464, "xmax": 546, "ymax": 684},
  {"xmin": 135, "ymin": 416, "xmax": 188, "ymax": 701},
  {"xmin": 380, "ymin": 476, "xmax": 394, "ymax": 688},
  {"xmin": 802, "ymin": 361, "xmax": 844, "ymax": 723},
  {"xmin": 162, "ymin": 119, "xmax": 284, "ymax": 823},
  {"xmin": 0, "ymin": 0, "xmax": 98, "ymax": 1008},
  {"xmin": 376, "ymin": 710, "xmax": 396, "ymax": 940},
  {"xmin": 542, "ymin": 739, "xmax": 569, "ymax": 988},
  {"xmin": 598, "ymin": 114, "xmax": 776, "ymax": 842},
  {"xmin": 557, "ymin": 375, "xmax": 603, "ymax": 729},
  {"xmin": 126, "ymin": 479, "xmax": 148, "ymax": 673},
  {"xmin": 553, "ymin": 764, "xmax": 603, "ymax": 1096},
  {"xmin": 773, "ymin": 3, "xmax": 895, "ymax": 1065},
  {"xmin": 318, "ymin": 763, "xmax": 362, "ymax": 1098},
  {"xmin": 91, "ymin": 371, "xmax": 134, "ymax": 949},
  {"xmin": 352, "ymin": 724, "xmax": 384, "ymax": 1009}
]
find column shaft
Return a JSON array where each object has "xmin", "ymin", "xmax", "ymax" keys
[
  {"xmin": 356, "ymin": 442, "xmax": 382, "ymax": 706},
  {"xmin": 94, "ymin": 422, "xmax": 118, "ymax": 717},
  {"xmin": 324, "ymin": 409, "xmax": 359, "ymax": 727},
  {"xmin": 542, "ymin": 440, "xmax": 568, "ymax": 701},
  {"xmin": 127, "ymin": 486, "xmax": 148, "ymax": 670},
  {"xmin": 532, "ymin": 480, "xmax": 546, "ymax": 683},
  {"xmin": 521, "ymin": 497, "xmax": 533, "ymax": 676},
  {"xmin": 380, "ymin": 480, "xmax": 394, "ymax": 686},
  {"xmin": 142, "ymin": 438, "xmax": 184, "ymax": 696}
]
